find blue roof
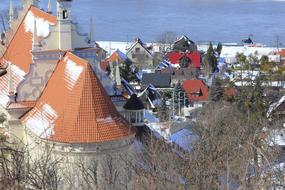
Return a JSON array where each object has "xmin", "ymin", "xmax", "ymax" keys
[
  {"xmin": 116, "ymin": 49, "xmax": 128, "ymax": 61},
  {"xmin": 170, "ymin": 128, "xmax": 198, "ymax": 152}
]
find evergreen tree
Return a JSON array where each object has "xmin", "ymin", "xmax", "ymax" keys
[
  {"xmin": 204, "ymin": 42, "xmax": 218, "ymax": 74},
  {"xmin": 216, "ymin": 42, "xmax": 222, "ymax": 56},
  {"xmin": 157, "ymin": 97, "xmax": 169, "ymax": 122},
  {"xmin": 119, "ymin": 60, "xmax": 137, "ymax": 82},
  {"xmin": 173, "ymin": 81, "xmax": 188, "ymax": 115},
  {"xmin": 236, "ymin": 53, "xmax": 249, "ymax": 70},
  {"xmin": 209, "ymin": 78, "xmax": 224, "ymax": 102}
]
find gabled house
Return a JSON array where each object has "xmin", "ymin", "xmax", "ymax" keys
[
  {"xmin": 172, "ymin": 35, "xmax": 197, "ymax": 52},
  {"xmin": 108, "ymin": 49, "xmax": 129, "ymax": 63},
  {"xmin": 126, "ymin": 38, "xmax": 153, "ymax": 69},
  {"xmin": 157, "ymin": 68, "xmax": 199, "ymax": 85},
  {"xmin": 167, "ymin": 35, "xmax": 200, "ymax": 70},
  {"xmin": 106, "ymin": 49, "xmax": 129, "ymax": 87},
  {"xmin": 167, "ymin": 51, "xmax": 201, "ymax": 69},
  {"xmin": 182, "ymin": 80, "xmax": 209, "ymax": 102},
  {"xmin": 182, "ymin": 80, "xmax": 209, "ymax": 116}
]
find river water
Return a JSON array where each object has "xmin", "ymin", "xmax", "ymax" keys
[{"xmin": 1, "ymin": 0, "xmax": 285, "ymax": 45}]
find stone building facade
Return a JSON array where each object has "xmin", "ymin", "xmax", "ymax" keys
[{"xmin": 0, "ymin": 1, "xmax": 136, "ymax": 189}]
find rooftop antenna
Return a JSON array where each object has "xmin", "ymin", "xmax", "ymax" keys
[{"xmin": 88, "ymin": 16, "xmax": 94, "ymax": 45}]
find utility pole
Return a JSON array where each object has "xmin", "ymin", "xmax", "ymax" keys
[
  {"xmin": 178, "ymin": 91, "xmax": 181, "ymax": 116},
  {"xmin": 172, "ymin": 90, "xmax": 175, "ymax": 120}
]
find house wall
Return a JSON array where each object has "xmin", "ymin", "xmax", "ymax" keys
[
  {"xmin": 44, "ymin": 22, "xmax": 89, "ymax": 51},
  {"xmin": 23, "ymin": 127, "xmax": 136, "ymax": 190},
  {"xmin": 17, "ymin": 52, "xmax": 63, "ymax": 101},
  {"xmin": 126, "ymin": 43, "xmax": 153, "ymax": 69}
]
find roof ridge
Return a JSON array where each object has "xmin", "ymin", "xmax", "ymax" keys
[
  {"xmin": 2, "ymin": 6, "xmax": 32, "ymax": 58},
  {"xmin": 22, "ymin": 52, "xmax": 134, "ymax": 143}
]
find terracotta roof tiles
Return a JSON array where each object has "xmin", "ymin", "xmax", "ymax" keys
[
  {"xmin": 182, "ymin": 80, "xmax": 209, "ymax": 102},
  {"xmin": 0, "ymin": 64, "xmax": 25, "ymax": 107},
  {"xmin": 0, "ymin": 6, "xmax": 56, "ymax": 74},
  {"xmin": 8, "ymin": 101, "xmax": 36, "ymax": 109},
  {"xmin": 0, "ymin": 6, "xmax": 57, "ymax": 107},
  {"xmin": 22, "ymin": 52, "xmax": 135, "ymax": 143}
]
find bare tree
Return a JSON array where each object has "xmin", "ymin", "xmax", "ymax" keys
[
  {"xmin": 157, "ymin": 31, "xmax": 177, "ymax": 45},
  {"xmin": 76, "ymin": 158, "xmax": 99, "ymax": 190},
  {"xmin": 157, "ymin": 31, "xmax": 177, "ymax": 53},
  {"xmin": 0, "ymin": 140, "xmax": 62, "ymax": 190},
  {"xmin": 122, "ymin": 134, "xmax": 190, "ymax": 190},
  {"xmin": 274, "ymin": 34, "xmax": 282, "ymax": 52}
]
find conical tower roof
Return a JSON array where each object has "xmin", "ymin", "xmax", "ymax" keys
[{"xmin": 22, "ymin": 52, "xmax": 134, "ymax": 143}]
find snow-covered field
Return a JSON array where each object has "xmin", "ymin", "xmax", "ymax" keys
[{"xmin": 97, "ymin": 41, "xmax": 281, "ymax": 58}]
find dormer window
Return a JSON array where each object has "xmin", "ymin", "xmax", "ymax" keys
[{"xmin": 63, "ymin": 10, "xmax": 68, "ymax": 19}]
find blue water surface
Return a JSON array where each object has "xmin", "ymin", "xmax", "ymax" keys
[{"xmin": 0, "ymin": 0, "xmax": 285, "ymax": 45}]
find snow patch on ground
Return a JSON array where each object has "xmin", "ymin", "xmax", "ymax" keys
[{"xmin": 144, "ymin": 110, "xmax": 159, "ymax": 123}]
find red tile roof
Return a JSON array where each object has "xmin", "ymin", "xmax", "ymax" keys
[
  {"xmin": 167, "ymin": 51, "xmax": 201, "ymax": 68},
  {"xmin": 8, "ymin": 101, "xmax": 36, "ymax": 109},
  {"xmin": 278, "ymin": 50, "xmax": 285, "ymax": 57},
  {"xmin": 182, "ymin": 80, "xmax": 209, "ymax": 102},
  {"xmin": 99, "ymin": 61, "xmax": 109, "ymax": 72},
  {"xmin": 22, "ymin": 52, "xmax": 134, "ymax": 143},
  {"xmin": 0, "ymin": 6, "xmax": 56, "ymax": 73},
  {"xmin": 0, "ymin": 64, "xmax": 25, "ymax": 107},
  {"xmin": 107, "ymin": 52, "xmax": 120, "ymax": 63},
  {"xmin": 0, "ymin": 6, "xmax": 56, "ymax": 107}
]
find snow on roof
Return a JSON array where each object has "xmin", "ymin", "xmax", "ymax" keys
[
  {"xmin": 22, "ymin": 52, "xmax": 135, "ymax": 144},
  {"xmin": 170, "ymin": 128, "xmax": 199, "ymax": 152},
  {"xmin": 145, "ymin": 110, "xmax": 159, "ymax": 123},
  {"xmin": 0, "ymin": 63, "xmax": 25, "ymax": 107},
  {"xmin": 174, "ymin": 35, "xmax": 195, "ymax": 45},
  {"xmin": 268, "ymin": 128, "xmax": 285, "ymax": 146},
  {"xmin": 24, "ymin": 11, "xmax": 54, "ymax": 38},
  {"xmin": 1, "ymin": 6, "xmax": 57, "ymax": 73},
  {"xmin": 25, "ymin": 103, "xmax": 57, "ymax": 139},
  {"xmin": 267, "ymin": 95, "xmax": 285, "ymax": 117},
  {"xmin": 64, "ymin": 58, "xmax": 84, "ymax": 90}
]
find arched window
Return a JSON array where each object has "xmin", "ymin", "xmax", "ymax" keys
[
  {"xmin": 63, "ymin": 10, "xmax": 68, "ymax": 19},
  {"xmin": 179, "ymin": 56, "xmax": 191, "ymax": 68}
]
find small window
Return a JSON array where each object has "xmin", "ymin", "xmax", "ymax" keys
[
  {"xmin": 135, "ymin": 47, "xmax": 140, "ymax": 52},
  {"xmin": 132, "ymin": 54, "xmax": 136, "ymax": 59},
  {"xmin": 63, "ymin": 10, "xmax": 68, "ymax": 19}
]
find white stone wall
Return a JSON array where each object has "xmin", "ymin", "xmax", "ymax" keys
[
  {"xmin": 17, "ymin": 52, "xmax": 62, "ymax": 102},
  {"xmin": 22, "ymin": 127, "xmax": 136, "ymax": 190}
]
